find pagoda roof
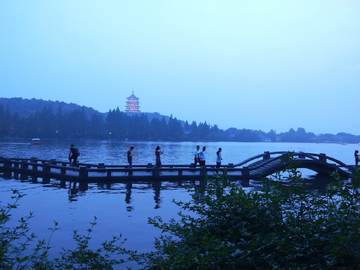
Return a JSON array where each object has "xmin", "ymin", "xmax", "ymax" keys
[
  {"xmin": 126, "ymin": 94, "xmax": 139, "ymax": 100},
  {"xmin": 127, "ymin": 89, "xmax": 139, "ymax": 100}
]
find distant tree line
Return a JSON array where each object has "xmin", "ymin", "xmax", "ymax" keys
[{"xmin": 0, "ymin": 102, "xmax": 359, "ymax": 143}]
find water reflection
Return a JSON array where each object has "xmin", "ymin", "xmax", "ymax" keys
[
  {"xmin": 153, "ymin": 181, "xmax": 161, "ymax": 209},
  {"xmin": 125, "ymin": 182, "xmax": 132, "ymax": 204},
  {"xmin": 30, "ymin": 177, "xmax": 208, "ymax": 207},
  {"xmin": 305, "ymin": 173, "xmax": 347, "ymax": 193},
  {"xmin": 12, "ymin": 173, "xmax": 344, "ymax": 206},
  {"xmin": 68, "ymin": 182, "xmax": 79, "ymax": 202}
]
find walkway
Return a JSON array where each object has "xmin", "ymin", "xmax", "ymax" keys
[{"xmin": 0, "ymin": 152, "xmax": 355, "ymax": 184}]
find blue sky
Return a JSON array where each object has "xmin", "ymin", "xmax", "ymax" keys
[{"xmin": 1, "ymin": 1, "xmax": 359, "ymax": 135}]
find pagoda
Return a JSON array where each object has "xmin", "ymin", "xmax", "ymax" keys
[{"xmin": 125, "ymin": 89, "xmax": 140, "ymax": 113}]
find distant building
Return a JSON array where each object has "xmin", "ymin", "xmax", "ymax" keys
[{"xmin": 125, "ymin": 89, "xmax": 140, "ymax": 113}]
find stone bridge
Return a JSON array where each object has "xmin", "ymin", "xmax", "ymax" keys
[{"xmin": 0, "ymin": 152, "xmax": 355, "ymax": 183}]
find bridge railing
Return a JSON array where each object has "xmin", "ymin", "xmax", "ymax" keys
[
  {"xmin": 234, "ymin": 151, "xmax": 289, "ymax": 167},
  {"xmin": 0, "ymin": 157, "xmax": 246, "ymax": 181},
  {"xmin": 234, "ymin": 151, "xmax": 349, "ymax": 168},
  {"xmin": 0, "ymin": 152, "xmax": 352, "ymax": 182},
  {"xmin": 298, "ymin": 153, "xmax": 348, "ymax": 168}
]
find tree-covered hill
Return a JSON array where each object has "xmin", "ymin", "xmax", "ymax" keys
[
  {"xmin": 0, "ymin": 97, "xmax": 183, "ymax": 141},
  {"xmin": 1, "ymin": 97, "xmax": 359, "ymax": 143},
  {"xmin": 0, "ymin": 97, "xmax": 171, "ymax": 124},
  {"xmin": 0, "ymin": 97, "xmax": 104, "ymax": 119}
]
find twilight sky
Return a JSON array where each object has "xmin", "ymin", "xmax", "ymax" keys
[{"xmin": 1, "ymin": 1, "xmax": 359, "ymax": 135}]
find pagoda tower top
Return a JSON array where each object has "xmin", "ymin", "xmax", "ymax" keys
[{"xmin": 125, "ymin": 89, "xmax": 140, "ymax": 113}]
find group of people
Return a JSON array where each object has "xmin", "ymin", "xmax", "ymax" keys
[
  {"xmin": 193, "ymin": 145, "xmax": 206, "ymax": 166},
  {"xmin": 193, "ymin": 145, "xmax": 223, "ymax": 169},
  {"xmin": 126, "ymin": 145, "xmax": 223, "ymax": 169},
  {"xmin": 71, "ymin": 143, "xmax": 360, "ymax": 169},
  {"xmin": 68, "ymin": 144, "xmax": 166, "ymax": 169},
  {"xmin": 127, "ymin": 145, "xmax": 164, "ymax": 168}
]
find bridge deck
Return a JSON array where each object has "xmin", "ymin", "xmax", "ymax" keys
[{"xmin": 0, "ymin": 152, "xmax": 355, "ymax": 184}]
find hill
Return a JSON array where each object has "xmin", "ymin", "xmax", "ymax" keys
[
  {"xmin": 0, "ymin": 97, "xmax": 173, "ymax": 123},
  {"xmin": 1, "ymin": 97, "xmax": 359, "ymax": 143},
  {"xmin": 0, "ymin": 97, "xmax": 102, "ymax": 119}
]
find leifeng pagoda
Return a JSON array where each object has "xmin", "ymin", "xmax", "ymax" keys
[{"xmin": 125, "ymin": 89, "xmax": 140, "ymax": 113}]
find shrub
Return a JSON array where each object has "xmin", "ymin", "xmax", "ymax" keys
[{"xmin": 133, "ymin": 161, "xmax": 360, "ymax": 269}]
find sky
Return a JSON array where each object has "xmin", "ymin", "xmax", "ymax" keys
[{"xmin": 1, "ymin": 1, "xmax": 359, "ymax": 135}]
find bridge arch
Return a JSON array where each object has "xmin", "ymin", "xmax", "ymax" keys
[{"xmin": 234, "ymin": 151, "xmax": 352, "ymax": 178}]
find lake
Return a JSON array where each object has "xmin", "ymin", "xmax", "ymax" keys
[{"xmin": 1, "ymin": 139, "xmax": 358, "ymax": 268}]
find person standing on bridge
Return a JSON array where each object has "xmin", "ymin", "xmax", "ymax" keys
[
  {"xmin": 194, "ymin": 145, "xmax": 201, "ymax": 166},
  {"xmin": 155, "ymin": 146, "xmax": 163, "ymax": 168},
  {"xmin": 127, "ymin": 146, "xmax": 135, "ymax": 168},
  {"xmin": 355, "ymin": 150, "xmax": 359, "ymax": 166},
  {"xmin": 216, "ymin": 148, "xmax": 223, "ymax": 172},
  {"xmin": 199, "ymin": 146, "xmax": 206, "ymax": 166},
  {"xmin": 69, "ymin": 144, "xmax": 80, "ymax": 166}
]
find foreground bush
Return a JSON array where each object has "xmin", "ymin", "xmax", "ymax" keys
[{"xmin": 133, "ymin": 164, "xmax": 360, "ymax": 269}]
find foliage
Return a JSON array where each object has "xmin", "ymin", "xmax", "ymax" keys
[
  {"xmin": 0, "ymin": 189, "xmax": 134, "ymax": 269},
  {"xmin": 133, "ymin": 162, "xmax": 360, "ymax": 269}
]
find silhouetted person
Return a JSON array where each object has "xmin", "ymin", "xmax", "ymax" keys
[
  {"xmin": 216, "ymin": 148, "xmax": 223, "ymax": 172},
  {"xmin": 127, "ymin": 146, "xmax": 134, "ymax": 168},
  {"xmin": 155, "ymin": 146, "xmax": 163, "ymax": 168},
  {"xmin": 355, "ymin": 150, "xmax": 359, "ymax": 166},
  {"xmin": 69, "ymin": 144, "xmax": 80, "ymax": 166}
]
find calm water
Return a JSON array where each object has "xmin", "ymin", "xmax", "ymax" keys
[{"xmin": 1, "ymin": 139, "xmax": 358, "ymax": 268}]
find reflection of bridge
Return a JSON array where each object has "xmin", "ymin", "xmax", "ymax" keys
[
  {"xmin": 66, "ymin": 178, "xmax": 198, "ymax": 207},
  {"xmin": 0, "ymin": 152, "xmax": 355, "ymax": 184}
]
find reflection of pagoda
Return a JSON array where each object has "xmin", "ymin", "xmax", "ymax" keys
[{"xmin": 125, "ymin": 89, "xmax": 140, "ymax": 113}]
